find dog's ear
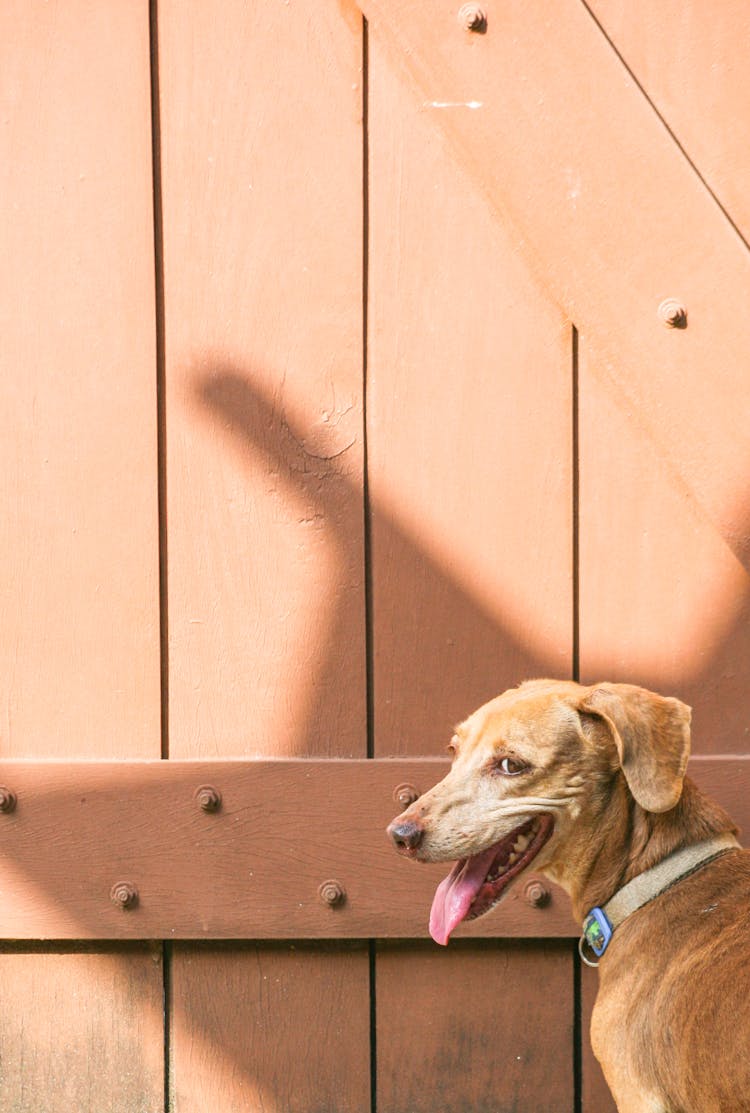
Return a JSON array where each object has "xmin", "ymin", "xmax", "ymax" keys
[{"xmin": 578, "ymin": 683, "xmax": 691, "ymax": 813}]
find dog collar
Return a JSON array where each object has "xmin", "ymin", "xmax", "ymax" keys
[{"xmin": 579, "ymin": 832, "xmax": 741, "ymax": 967}]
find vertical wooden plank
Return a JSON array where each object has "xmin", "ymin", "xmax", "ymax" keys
[
  {"xmin": 377, "ymin": 942, "xmax": 574, "ymax": 1112},
  {"xmin": 160, "ymin": 0, "xmax": 366, "ymax": 761},
  {"xmin": 0, "ymin": 0, "xmax": 160, "ymax": 759},
  {"xmin": 367, "ymin": 26, "xmax": 573, "ymax": 756},
  {"xmin": 158, "ymin": 2, "xmax": 369, "ymax": 1108},
  {"xmin": 170, "ymin": 945, "xmax": 370, "ymax": 1113},
  {"xmin": 0, "ymin": 4, "xmax": 164, "ymax": 1112},
  {"xmin": 368, "ymin": 23, "xmax": 575, "ymax": 1113},
  {"xmin": 0, "ymin": 946, "xmax": 165, "ymax": 1113}
]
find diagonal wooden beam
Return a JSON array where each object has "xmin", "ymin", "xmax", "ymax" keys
[{"xmin": 358, "ymin": 0, "xmax": 750, "ymax": 561}]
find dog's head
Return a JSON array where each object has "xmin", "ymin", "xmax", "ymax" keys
[{"xmin": 386, "ymin": 679, "xmax": 691, "ymax": 944}]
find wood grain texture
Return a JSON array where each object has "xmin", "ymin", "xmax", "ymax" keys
[
  {"xmin": 377, "ymin": 941, "xmax": 574, "ymax": 1112},
  {"xmin": 159, "ymin": 0, "xmax": 365, "ymax": 759},
  {"xmin": 0, "ymin": 755, "xmax": 741, "ymax": 940},
  {"xmin": 0, "ymin": 945, "xmax": 164, "ymax": 1113},
  {"xmin": 0, "ymin": 0, "xmax": 160, "ymax": 758},
  {"xmin": 170, "ymin": 944, "xmax": 369, "ymax": 1113},
  {"xmin": 367, "ymin": 23, "xmax": 573, "ymax": 755},
  {"xmin": 0, "ymin": 757, "xmax": 589, "ymax": 938}
]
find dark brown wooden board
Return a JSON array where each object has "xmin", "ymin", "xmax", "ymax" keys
[
  {"xmin": 377, "ymin": 941, "xmax": 575, "ymax": 1112},
  {"xmin": 170, "ymin": 943, "xmax": 370, "ymax": 1113},
  {"xmin": 0, "ymin": 944, "xmax": 164, "ymax": 1113}
]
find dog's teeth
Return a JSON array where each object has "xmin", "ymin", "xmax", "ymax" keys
[
  {"xmin": 513, "ymin": 834, "xmax": 530, "ymax": 852},
  {"xmin": 507, "ymin": 851, "xmax": 519, "ymax": 865}
]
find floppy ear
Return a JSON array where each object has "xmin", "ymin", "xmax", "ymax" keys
[{"xmin": 578, "ymin": 683, "xmax": 691, "ymax": 813}]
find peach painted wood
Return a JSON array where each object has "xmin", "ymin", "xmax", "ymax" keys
[
  {"xmin": 579, "ymin": 353, "xmax": 750, "ymax": 752},
  {"xmin": 0, "ymin": 0, "xmax": 160, "ymax": 758},
  {"xmin": 572, "ymin": 5, "xmax": 750, "ymax": 751},
  {"xmin": 367, "ymin": 23, "xmax": 573, "ymax": 756},
  {"xmin": 0, "ymin": 6, "xmax": 163, "ymax": 1113},
  {"xmin": 0, "ymin": 944, "xmax": 164, "ymax": 1113},
  {"xmin": 377, "ymin": 941, "xmax": 574, "ymax": 1111},
  {"xmin": 590, "ymin": 0, "xmax": 750, "ymax": 247},
  {"xmin": 156, "ymin": 2, "xmax": 369, "ymax": 1108},
  {"xmin": 170, "ymin": 944, "xmax": 370, "ymax": 1112},
  {"xmin": 158, "ymin": 0, "xmax": 365, "ymax": 760},
  {"xmin": 358, "ymin": 1, "xmax": 750, "ymax": 678}
]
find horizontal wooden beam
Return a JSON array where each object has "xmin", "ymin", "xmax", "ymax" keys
[{"xmin": 0, "ymin": 757, "xmax": 744, "ymax": 939}]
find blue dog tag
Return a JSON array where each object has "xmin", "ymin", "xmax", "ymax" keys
[{"xmin": 582, "ymin": 906, "xmax": 613, "ymax": 958}]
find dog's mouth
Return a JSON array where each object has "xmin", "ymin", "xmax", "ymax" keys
[{"xmin": 429, "ymin": 814, "xmax": 554, "ymax": 946}]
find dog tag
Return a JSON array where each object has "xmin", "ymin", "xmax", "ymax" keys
[{"xmin": 582, "ymin": 906, "xmax": 613, "ymax": 959}]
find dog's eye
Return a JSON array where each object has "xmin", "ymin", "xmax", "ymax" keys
[
  {"xmin": 495, "ymin": 756, "xmax": 528, "ymax": 776},
  {"xmin": 446, "ymin": 737, "xmax": 459, "ymax": 757}
]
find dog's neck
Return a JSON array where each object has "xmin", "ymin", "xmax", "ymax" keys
[{"xmin": 551, "ymin": 775, "xmax": 738, "ymax": 922}]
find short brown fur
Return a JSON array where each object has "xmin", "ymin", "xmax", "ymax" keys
[{"xmin": 388, "ymin": 679, "xmax": 750, "ymax": 1112}]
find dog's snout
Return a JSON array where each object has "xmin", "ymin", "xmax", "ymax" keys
[{"xmin": 388, "ymin": 819, "xmax": 424, "ymax": 854}]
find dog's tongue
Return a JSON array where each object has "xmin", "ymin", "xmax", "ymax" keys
[{"xmin": 429, "ymin": 845, "xmax": 499, "ymax": 945}]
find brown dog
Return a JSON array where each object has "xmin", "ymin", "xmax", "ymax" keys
[{"xmin": 387, "ymin": 679, "xmax": 750, "ymax": 1113}]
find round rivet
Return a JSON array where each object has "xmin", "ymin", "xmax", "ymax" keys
[
  {"xmin": 318, "ymin": 879, "xmax": 346, "ymax": 908},
  {"xmin": 658, "ymin": 298, "xmax": 687, "ymax": 329},
  {"xmin": 524, "ymin": 879, "xmax": 550, "ymax": 908},
  {"xmin": 392, "ymin": 783, "xmax": 420, "ymax": 808},
  {"xmin": 457, "ymin": 3, "xmax": 487, "ymax": 31},
  {"xmin": 110, "ymin": 882, "xmax": 139, "ymax": 910},
  {"xmin": 0, "ymin": 787, "xmax": 17, "ymax": 814},
  {"xmin": 194, "ymin": 785, "xmax": 222, "ymax": 813}
]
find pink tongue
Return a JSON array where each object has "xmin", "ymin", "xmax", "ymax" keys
[{"xmin": 429, "ymin": 844, "xmax": 500, "ymax": 945}]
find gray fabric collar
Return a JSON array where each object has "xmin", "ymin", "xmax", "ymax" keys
[{"xmin": 579, "ymin": 832, "xmax": 741, "ymax": 967}]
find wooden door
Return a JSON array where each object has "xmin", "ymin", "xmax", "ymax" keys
[{"xmin": 3, "ymin": 2, "xmax": 750, "ymax": 1111}]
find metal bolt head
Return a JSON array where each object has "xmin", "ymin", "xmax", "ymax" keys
[
  {"xmin": 524, "ymin": 879, "xmax": 550, "ymax": 908},
  {"xmin": 195, "ymin": 784, "xmax": 222, "ymax": 813},
  {"xmin": 0, "ymin": 787, "xmax": 17, "ymax": 814},
  {"xmin": 392, "ymin": 783, "xmax": 420, "ymax": 808},
  {"xmin": 110, "ymin": 882, "xmax": 139, "ymax": 910},
  {"xmin": 318, "ymin": 879, "xmax": 346, "ymax": 908},
  {"xmin": 658, "ymin": 298, "xmax": 687, "ymax": 329},
  {"xmin": 457, "ymin": 3, "xmax": 487, "ymax": 32}
]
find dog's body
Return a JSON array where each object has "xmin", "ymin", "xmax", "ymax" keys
[{"xmin": 387, "ymin": 679, "xmax": 750, "ymax": 1112}]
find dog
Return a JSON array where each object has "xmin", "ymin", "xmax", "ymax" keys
[{"xmin": 387, "ymin": 679, "xmax": 750, "ymax": 1112}]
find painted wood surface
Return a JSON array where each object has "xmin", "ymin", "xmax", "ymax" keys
[
  {"xmin": 367, "ymin": 21, "xmax": 573, "ymax": 756},
  {"xmin": 155, "ymin": 2, "xmax": 369, "ymax": 1108},
  {"xmin": 0, "ymin": 755, "xmax": 741, "ymax": 941},
  {"xmin": 366, "ymin": 20, "xmax": 576, "ymax": 1109},
  {"xmin": 0, "ymin": 945, "xmax": 165, "ymax": 1113},
  {"xmin": 358, "ymin": 0, "xmax": 750, "ymax": 754},
  {"xmin": 377, "ymin": 941, "xmax": 575, "ymax": 1112},
  {"xmin": 170, "ymin": 944, "xmax": 370, "ymax": 1113},
  {"xmin": 0, "ymin": 5, "xmax": 164, "ymax": 1112},
  {"xmin": 159, "ymin": 0, "xmax": 365, "ymax": 761},
  {"xmin": 5, "ymin": 2, "xmax": 750, "ymax": 1109},
  {"xmin": 0, "ymin": 0, "xmax": 160, "ymax": 758}
]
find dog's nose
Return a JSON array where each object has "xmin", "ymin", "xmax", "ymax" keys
[{"xmin": 388, "ymin": 819, "xmax": 424, "ymax": 853}]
